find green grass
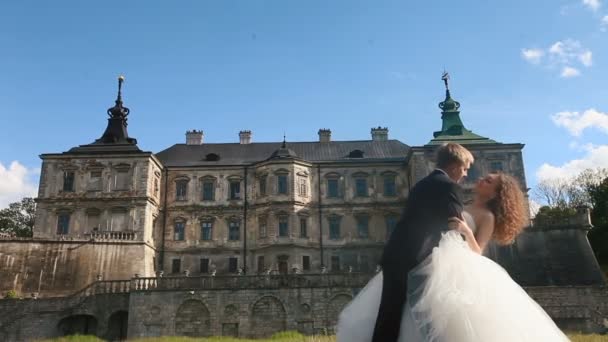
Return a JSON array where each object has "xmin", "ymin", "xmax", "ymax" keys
[
  {"xmin": 38, "ymin": 332, "xmax": 608, "ymax": 342},
  {"xmin": 36, "ymin": 335, "xmax": 106, "ymax": 342},
  {"xmin": 130, "ymin": 331, "xmax": 335, "ymax": 342},
  {"xmin": 569, "ymin": 333, "xmax": 608, "ymax": 342}
]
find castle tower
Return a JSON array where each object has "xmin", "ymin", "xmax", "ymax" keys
[{"xmin": 28, "ymin": 76, "xmax": 162, "ymax": 293}]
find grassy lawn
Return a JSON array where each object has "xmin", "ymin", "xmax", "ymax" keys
[{"xmin": 37, "ymin": 331, "xmax": 608, "ymax": 342}]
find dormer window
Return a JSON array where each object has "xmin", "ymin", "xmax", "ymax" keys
[
  {"xmin": 348, "ymin": 150, "xmax": 364, "ymax": 158},
  {"xmin": 205, "ymin": 153, "xmax": 220, "ymax": 161}
]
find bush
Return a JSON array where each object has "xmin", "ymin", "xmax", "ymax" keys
[{"xmin": 4, "ymin": 290, "xmax": 17, "ymax": 299}]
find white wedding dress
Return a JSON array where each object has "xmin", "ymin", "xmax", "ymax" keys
[{"xmin": 336, "ymin": 212, "xmax": 569, "ymax": 342}]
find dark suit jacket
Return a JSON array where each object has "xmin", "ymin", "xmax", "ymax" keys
[{"xmin": 381, "ymin": 169, "xmax": 464, "ymax": 272}]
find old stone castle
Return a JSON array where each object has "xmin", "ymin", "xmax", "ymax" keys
[{"xmin": 0, "ymin": 76, "xmax": 606, "ymax": 341}]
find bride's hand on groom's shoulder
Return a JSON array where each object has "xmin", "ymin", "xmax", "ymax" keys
[{"xmin": 448, "ymin": 217, "xmax": 473, "ymax": 237}]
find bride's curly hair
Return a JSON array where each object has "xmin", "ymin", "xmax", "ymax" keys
[{"xmin": 486, "ymin": 173, "xmax": 528, "ymax": 245}]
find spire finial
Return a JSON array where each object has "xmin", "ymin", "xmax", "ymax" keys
[
  {"xmin": 438, "ymin": 71, "xmax": 460, "ymax": 112},
  {"xmin": 282, "ymin": 132, "xmax": 286, "ymax": 148},
  {"xmin": 117, "ymin": 75, "xmax": 125, "ymax": 101},
  {"xmin": 107, "ymin": 75, "xmax": 130, "ymax": 120},
  {"xmin": 441, "ymin": 70, "xmax": 450, "ymax": 91}
]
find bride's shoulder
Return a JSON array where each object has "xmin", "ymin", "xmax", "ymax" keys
[{"xmin": 466, "ymin": 207, "xmax": 494, "ymax": 225}]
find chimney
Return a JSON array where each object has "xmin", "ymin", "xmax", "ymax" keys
[
  {"xmin": 239, "ymin": 130, "xmax": 252, "ymax": 144},
  {"xmin": 186, "ymin": 130, "xmax": 203, "ymax": 145},
  {"xmin": 318, "ymin": 129, "xmax": 331, "ymax": 143},
  {"xmin": 371, "ymin": 127, "xmax": 389, "ymax": 141}
]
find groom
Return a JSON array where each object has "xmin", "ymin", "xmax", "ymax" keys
[{"xmin": 372, "ymin": 142, "xmax": 474, "ymax": 342}]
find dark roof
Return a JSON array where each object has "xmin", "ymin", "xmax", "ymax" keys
[{"xmin": 155, "ymin": 140, "xmax": 410, "ymax": 167}]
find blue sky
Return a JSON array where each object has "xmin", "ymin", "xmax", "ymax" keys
[{"xmin": 1, "ymin": 0, "xmax": 607, "ymax": 208}]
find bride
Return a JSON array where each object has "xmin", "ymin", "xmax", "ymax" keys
[{"xmin": 336, "ymin": 173, "xmax": 570, "ymax": 342}]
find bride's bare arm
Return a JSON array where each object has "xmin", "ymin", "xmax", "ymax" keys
[
  {"xmin": 474, "ymin": 212, "xmax": 495, "ymax": 253},
  {"xmin": 448, "ymin": 213, "xmax": 495, "ymax": 254}
]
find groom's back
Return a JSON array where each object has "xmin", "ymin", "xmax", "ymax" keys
[{"xmin": 381, "ymin": 170, "xmax": 462, "ymax": 267}]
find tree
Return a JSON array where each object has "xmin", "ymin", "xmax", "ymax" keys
[
  {"xmin": 587, "ymin": 178, "xmax": 608, "ymax": 265},
  {"xmin": 533, "ymin": 168, "xmax": 608, "ymax": 265},
  {"xmin": 0, "ymin": 197, "xmax": 36, "ymax": 237}
]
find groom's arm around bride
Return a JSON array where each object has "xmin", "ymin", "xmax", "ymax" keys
[{"xmin": 371, "ymin": 143, "xmax": 474, "ymax": 342}]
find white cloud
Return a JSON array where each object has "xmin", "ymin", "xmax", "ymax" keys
[
  {"xmin": 551, "ymin": 109, "xmax": 608, "ymax": 136},
  {"xmin": 560, "ymin": 66, "xmax": 581, "ymax": 78},
  {"xmin": 521, "ymin": 48, "xmax": 544, "ymax": 64},
  {"xmin": 601, "ymin": 15, "xmax": 608, "ymax": 31},
  {"xmin": 529, "ymin": 199, "xmax": 541, "ymax": 218},
  {"xmin": 0, "ymin": 161, "xmax": 39, "ymax": 209},
  {"xmin": 579, "ymin": 50, "xmax": 593, "ymax": 66},
  {"xmin": 583, "ymin": 0, "xmax": 601, "ymax": 11},
  {"xmin": 522, "ymin": 39, "xmax": 592, "ymax": 77},
  {"xmin": 537, "ymin": 144, "xmax": 608, "ymax": 181}
]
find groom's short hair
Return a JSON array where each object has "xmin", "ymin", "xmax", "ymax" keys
[{"xmin": 436, "ymin": 143, "xmax": 474, "ymax": 169}]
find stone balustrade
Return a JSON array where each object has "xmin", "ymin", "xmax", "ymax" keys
[
  {"xmin": 131, "ymin": 273, "xmax": 374, "ymax": 291},
  {"xmin": 85, "ymin": 230, "xmax": 137, "ymax": 241}
]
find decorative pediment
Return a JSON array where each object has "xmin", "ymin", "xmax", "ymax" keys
[{"xmin": 352, "ymin": 171, "xmax": 370, "ymax": 178}]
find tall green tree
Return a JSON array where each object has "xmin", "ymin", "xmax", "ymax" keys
[{"xmin": 0, "ymin": 197, "xmax": 36, "ymax": 237}]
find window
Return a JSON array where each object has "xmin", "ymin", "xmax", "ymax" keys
[
  {"xmin": 299, "ymin": 177, "xmax": 307, "ymax": 197},
  {"xmin": 200, "ymin": 258, "xmax": 209, "ymax": 273},
  {"xmin": 176, "ymin": 180, "xmax": 188, "ymax": 201},
  {"xmin": 257, "ymin": 256, "xmax": 265, "ymax": 273},
  {"xmin": 278, "ymin": 216, "xmax": 289, "ymax": 237},
  {"xmin": 115, "ymin": 169, "xmax": 129, "ymax": 190},
  {"xmin": 259, "ymin": 217, "xmax": 267, "ymax": 238},
  {"xmin": 331, "ymin": 256, "xmax": 341, "ymax": 272},
  {"xmin": 174, "ymin": 221, "xmax": 185, "ymax": 241},
  {"xmin": 88, "ymin": 171, "xmax": 102, "ymax": 191},
  {"xmin": 490, "ymin": 161, "xmax": 504, "ymax": 172},
  {"xmin": 467, "ymin": 164, "xmax": 480, "ymax": 182},
  {"xmin": 329, "ymin": 216, "xmax": 341, "ymax": 240},
  {"xmin": 356, "ymin": 215, "xmax": 369, "ymax": 238},
  {"xmin": 205, "ymin": 153, "xmax": 220, "ymax": 161},
  {"xmin": 86, "ymin": 211, "xmax": 100, "ymax": 231},
  {"xmin": 386, "ymin": 215, "xmax": 399, "ymax": 238},
  {"xmin": 383, "ymin": 174, "xmax": 396, "ymax": 196},
  {"xmin": 300, "ymin": 218, "xmax": 308, "ymax": 238},
  {"xmin": 229, "ymin": 221, "xmax": 240, "ymax": 240},
  {"xmin": 278, "ymin": 175, "xmax": 288, "ymax": 194},
  {"xmin": 200, "ymin": 221, "xmax": 212, "ymax": 240},
  {"xmin": 56, "ymin": 214, "xmax": 70, "ymax": 235},
  {"xmin": 229, "ymin": 180, "xmax": 241, "ymax": 200},
  {"xmin": 303, "ymin": 256, "xmax": 311, "ymax": 271},
  {"xmin": 171, "ymin": 259, "xmax": 181, "ymax": 274},
  {"xmin": 360, "ymin": 255, "xmax": 370, "ymax": 272},
  {"xmin": 259, "ymin": 176, "xmax": 267, "ymax": 196},
  {"xmin": 327, "ymin": 178, "xmax": 339, "ymax": 198},
  {"xmin": 63, "ymin": 171, "xmax": 75, "ymax": 192},
  {"xmin": 202, "ymin": 180, "xmax": 214, "ymax": 201},
  {"xmin": 348, "ymin": 150, "xmax": 364, "ymax": 158},
  {"xmin": 355, "ymin": 178, "xmax": 368, "ymax": 197},
  {"xmin": 228, "ymin": 257, "xmax": 238, "ymax": 273},
  {"xmin": 110, "ymin": 209, "xmax": 127, "ymax": 231}
]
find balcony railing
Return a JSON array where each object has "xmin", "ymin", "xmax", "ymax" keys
[
  {"xmin": 85, "ymin": 230, "xmax": 137, "ymax": 241},
  {"xmin": 131, "ymin": 273, "xmax": 374, "ymax": 291}
]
